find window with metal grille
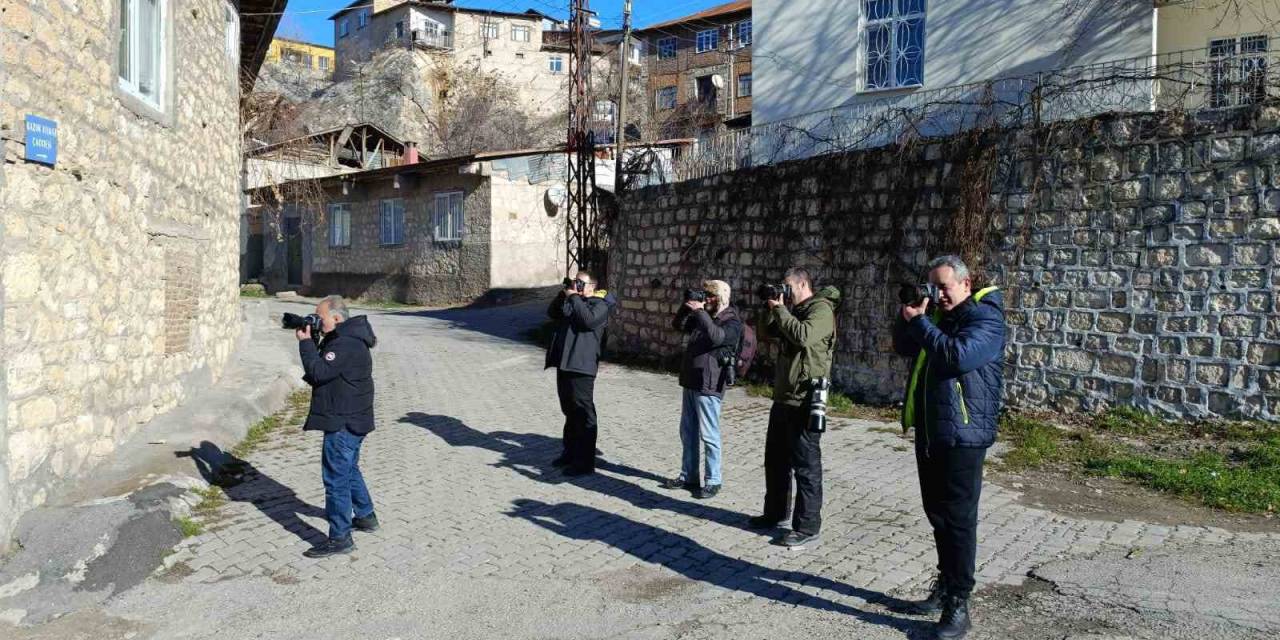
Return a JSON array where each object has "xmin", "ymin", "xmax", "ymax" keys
[
  {"xmin": 379, "ymin": 199, "xmax": 405, "ymax": 246},
  {"xmin": 1210, "ymin": 35, "xmax": 1269, "ymax": 108},
  {"xmin": 863, "ymin": 0, "xmax": 926, "ymax": 91},
  {"xmin": 658, "ymin": 36, "xmax": 676, "ymax": 59},
  {"xmin": 695, "ymin": 29, "xmax": 718, "ymax": 53},
  {"xmin": 433, "ymin": 191, "xmax": 464, "ymax": 242},
  {"xmin": 657, "ymin": 86, "xmax": 677, "ymax": 110}
]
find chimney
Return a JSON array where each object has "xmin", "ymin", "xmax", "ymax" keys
[{"xmin": 404, "ymin": 141, "xmax": 419, "ymax": 164}]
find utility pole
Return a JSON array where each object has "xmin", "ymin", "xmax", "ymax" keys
[
  {"xmin": 726, "ymin": 24, "xmax": 735, "ymax": 121},
  {"xmin": 613, "ymin": 0, "xmax": 632, "ymax": 193},
  {"xmin": 566, "ymin": 0, "xmax": 603, "ymax": 278}
]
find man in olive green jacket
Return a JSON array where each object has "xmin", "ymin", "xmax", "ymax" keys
[{"xmin": 750, "ymin": 267, "xmax": 841, "ymax": 549}]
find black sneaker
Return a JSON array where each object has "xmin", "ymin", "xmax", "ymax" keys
[
  {"xmin": 695, "ymin": 484, "xmax": 721, "ymax": 500},
  {"xmin": 773, "ymin": 530, "xmax": 819, "ymax": 549},
  {"xmin": 935, "ymin": 594, "xmax": 972, "ymax": 639},
  {"xmin": 890, "ymin": 578, "xmax": 946, "ymax": 615},
  {"xmin": 660, "ymin": 477, "xmax": 698, "ymax": 491},
  {"xmin": 352, "ymin": 513, "xmax": 380, "ymax": 533},
  {"xmin": 747, "ymin": 514, "xmax": 788, "ymax": 529},
  {"xmin": 303, "ymin": 536, "xmax": 355, "ymax": 558}
]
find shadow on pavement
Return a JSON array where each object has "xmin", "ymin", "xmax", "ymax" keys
[
  {"xmin": 386, "ymin": 300, "xmax": 550, "ymax": 344},
  {"xmin": 507, "ymin": 499, "xmax": 929, "ymax": 637},
  {"xmin": 177, "ymin": 441, "xmax": 327, "ymax": 545}
]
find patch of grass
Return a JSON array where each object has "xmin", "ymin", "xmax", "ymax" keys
[
  {"xmin": 1093, "ymin": 405, "xmax": 1165, "ymax": 436},
  {"xmin": 1000, "ymin": 413, "xmax": 1068, "ymax": 470},
  {"xmin": 742, "ymin": 382, "xmax": 774, "ymax": 399},
  {"xmin": 352, "ymin": 299, "xmax": 421, "ymax": 310},
  {"xmin": 1085, "ymin": 439, "xmax": 1280, "ymax": 513},
  {"xmin": 231, "ymin": 389, "xmax": 309, "ymax": 459},
  {"xmin": 175, "ymin": 516, "xmax": 204, "ymax": 538},
  {"xmin": 239, "ymin": 289, "xmax": 268, "ymax": 299},
  {"xmin": 192, "ymin": 486, "xmax": 226, "ymax": 516}
]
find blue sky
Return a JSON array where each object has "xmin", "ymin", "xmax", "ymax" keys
[{"xmin": 272, "ymin": 0, "xmax": 734, "ymax": 45}]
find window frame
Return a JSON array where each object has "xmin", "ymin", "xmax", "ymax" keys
[
  {"xmin": 548, "ymin": 54, "xmax": 564, "ymax": 74},
  {"xmin": 1209, "ymin": 34, "xmax": 1270, "ymax": 109},
  {"xmin": 339, "ymin": 18, "xmax": 349, "ymax": 38},
  {"xmin": 737, "ymin": 20, "xmax": 752, "ymax": 47},
  {"xmin": 433, "ymin": 191, "xmax": 465, "ymax": 242},
  {"xmin": 657, "ymin": 36, "xmax": 677, "ymax": 59},
  {"xmin": 695, "ymin": 28, "xmax": 719, "ymax": 54},
  {"xmin": 656, "ymin": 85, "xmax": 677, "ymax": 110},
  {"xmin": 224, "ymin": 2, "xmax": 239, "ymax": 68},
  {"xmin": 379, "ymin": 199, "xmax": 406, "ymax": 246},
  {"xmin": 116, "ymin": 0, "xmax": 172, "ymax": 117},
  {"xmin": 357, "ymin": 8, "xmax": 370, "ymax": 29},
  {"xmin": 737, "ymin": 72, "xmax": 752, "ymax": 98},
  {"xmin": 328, "ymin": 204, "xmax": 352, "ymax": 248},
  {"xmin": 860, "ymin": 0, "xmax": 927, "ymax": 93},
  {"xmin": 512, "ymin": 24, "xmax": 531, "ymax": 42},
  {"xmin": 482, "ymin": 22, "xmax": 500, "ymax": 40}
]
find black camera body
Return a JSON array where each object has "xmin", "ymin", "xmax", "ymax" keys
[
  {"xmin": 756, "ymin": 283, "xmax": 792, "ymax": 303},
  {"xmin": 684, "ymin": 289, "xmax": 707, "ymax": 303},
  {"xmin": 562, "ymin": 277, "xmax": 586, "ymax": 293},
  {"xmin": 898, "ymin": 283, "xmax": 941, "ymax": 306},
  {"xmin": 282, "ymin": 313, "xmax": 324, "ymax": 343}
]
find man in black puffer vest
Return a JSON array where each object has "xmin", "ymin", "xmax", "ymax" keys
[
  {"xmin": 892, "ymin": 255, "xmax": 1006, "ymax": 640},
  {"xmin": 296, "ymin": 295, "xmax": 379, "ymax": 559}
]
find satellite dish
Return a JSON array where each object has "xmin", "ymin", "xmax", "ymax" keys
[
  {"xmin": 545, "ymin": 186, "xmax": 567, "ymax": 217},
  {"xmin": 711, "ymin": 74, "xmax": 725, "ymax": 89}
]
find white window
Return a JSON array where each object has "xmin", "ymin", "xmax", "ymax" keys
[
  {"xmin": 329, "ymin": 204, "xmax": 351, "ymax": 247},
  {"xmin": 379, "ymin": 199, "xmax": 405, "ymax": 246},
  {"xmin": 339, "ymin": 19, "xmax": 349, "ymax": 38},
  {"xmin": 737, "ymin": 20, "xmax": 752, "ymax": 47},
  {"xmin": 594, "ymin": 100, "xmax": 616, "ymax": 122},
  {"xmin": 483, "ymin": 22, "xmax": 499, "ymax": 40},
  {"xmin": 358, "ymin": 9, "xmax": 369, "ymax": 29},
  {"xmin": 512, "ymin": 25, "xmax": 531, "ymax": 42},
  {"xmin": 695, "ymin": 29, "xmax": 718, "ymax": 53},
  {"xmin": 629, "ymin": 41, "xmax": 643, "ymax": 64},
  {"xmin": 224, "ymin": 2, "xmax": 239, "ymax": 66},
  {"xmin": 657, "ymin": 36, "xmax": 676, "ymax": 59},
  {"xmin": 863, "ymin": 0, "xmax": 926, "ymax": 90},
  {"xmin": 549, "ymin": 55, "xmax": 564, "ymax": 73},
  {"xmin": 1210, "ymin": 35, "xmax": 1269, "ymax": 108},
  {"xmin": 737, "ymin": 72, "xmax": 752, "ymax": 97},
  {"xmin": 656, "ymin": 86, "xmax": 677, "ymax": 110},
  {"xmin": 319, "ymin": 56, "xmax": 330, "ymax": 71},
  {"xmin": 117, "ymin": 0, "xmax": 167, "ymax": 109},
  {"xmin": 433, "ymin": 191, "xmax": 464, "ymax": 242}
]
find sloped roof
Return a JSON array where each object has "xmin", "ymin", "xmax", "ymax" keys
[
  {"xmin": 241, "ymin": 0, "xmax": 290, "ymax": 84},
  {"xmin": 638, "ymin": 0, "xmax": 750, "ymax": 32}
]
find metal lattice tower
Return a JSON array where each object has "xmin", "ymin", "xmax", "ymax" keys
[{"xmin": 565, "ymin": 0, "xmax": 602, "ymax": 278}]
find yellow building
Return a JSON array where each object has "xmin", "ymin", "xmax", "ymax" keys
[
  {"xmin": 265, "ymin": 37, "xmax": 337, "ymax": 74},
  {"xmin": 1157, "ymin": 0, "xmax": 1277, "ymax": 55}
]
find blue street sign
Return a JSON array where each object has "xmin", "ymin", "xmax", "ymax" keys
[{"xmin": 23, "ymin": 114, "xmax": 57, "ymax": 166}]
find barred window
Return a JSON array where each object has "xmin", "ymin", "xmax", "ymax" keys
[{"xmin": 863, "ymin": 0, "xmax": 926, "ymax": 91}]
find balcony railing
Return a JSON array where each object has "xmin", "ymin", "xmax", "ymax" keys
[{"xmin": 410, "ymin": 29, "xmax": 453, "ymax": 50}]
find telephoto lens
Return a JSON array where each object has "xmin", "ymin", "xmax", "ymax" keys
[{"xmin": 808, "ymin": 377, "xmax": 830, "ymax": 433}]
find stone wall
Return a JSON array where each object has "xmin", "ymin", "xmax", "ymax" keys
[
  {"xmin": 263, "ymin": 168, "xmax": 492, "ymax": 306},
  {"xmin": 0, "ymin": 1, "xmax": 244, "ymax": 547},
  {"xmin": 610, "ymin": 108, "xmax": 1280, "ymax": 421}
]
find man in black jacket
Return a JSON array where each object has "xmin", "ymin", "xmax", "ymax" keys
[
  {"xmin": 296, "ymin": 295, "xmax": 379, "ymax": 558},
  {"xmin": 661, "ymin": 280, "xmax": 742, "ymax": 499},
  {"xmin": 546, "ymin": 271, "xmax": 617, "ymax": 476}
]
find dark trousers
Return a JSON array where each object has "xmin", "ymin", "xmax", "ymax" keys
[
  {"xmin": 916, "ymin": 445, "xmax": 987, "ymax": 598},
  {"xmin": 556, "ymin": 371, "xmax": 598, "ymax": 471},
  {"xmin": 762, "ymin": 403, "xmax": 823, "ymax": 535}
]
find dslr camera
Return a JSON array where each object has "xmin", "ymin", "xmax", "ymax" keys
[
  {"xmin": 562, "ymin": 277, "xmax": 586, "ymax": 293},
  {"xmin": 282, "ymin": 312, "xmax": 324, "ymax": 344},
  {"xmin": 756, "ymin": 283, "xmax": 792, "ymax": 304},
  {"xmin": 898, "ymin": 283, "xmax": 941, "ymax": 307}
]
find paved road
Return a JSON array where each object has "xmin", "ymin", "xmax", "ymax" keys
[{"xmin": 84, "ymin": 302, "xmax": 1278, "ymax": 639}]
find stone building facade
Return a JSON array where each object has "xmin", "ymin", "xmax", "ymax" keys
[
  {"xmin": 258, "ymin": 151, "xmax": 566, "ymax": 304},
  {"xmin": 609, "ymin": 107, "xmax": 1280, "ymax": 421},
  {"xmin": 0, "ymin": 0, "xmax": 281, "ymax": 549}
]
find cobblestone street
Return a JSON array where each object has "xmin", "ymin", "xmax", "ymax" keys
[{"xmin": 101, "ymin": 302, "xmax": 1279, "ymax": 640}]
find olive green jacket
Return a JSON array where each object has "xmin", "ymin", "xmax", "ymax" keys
[{"xmin": 759, "ymin": 286, "xmax": 841, "ymax": 407}]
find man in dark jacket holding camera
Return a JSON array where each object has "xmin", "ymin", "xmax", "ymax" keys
[
  {"xmin": 751, "ymin": 267, "xmax": 841, "ymax": 550},
  {"xmin": 546, "ymin": 271, "xmax": 617, "ymax": 476},
  {"xmin": 296, "ymin": 295, "xmax": 379, "ymax": 559},
  {"xmin": 662, "ymin": 280, "xmax": 742, "ymax": 500},
  {"xmin": 891, "ymin": 255, "xmax": 1005, "ymax": 640}
]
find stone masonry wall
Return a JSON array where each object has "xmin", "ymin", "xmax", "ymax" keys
[
  {"xmin": 610, "ymin": 107, "xmax": 1280, "ymax": 422},
  {"xmin": 0, "ymin": 1, "xmax": 243, "ymax": 548},
  {"xmin": 263, "ymin": 169, "xmax": 491, "ymax": 306}
]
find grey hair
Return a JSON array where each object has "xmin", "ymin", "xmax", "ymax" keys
[
  {"xmin": 321, "ymin": 295, "xmax": 350, "ymax": 321},
  {"xmin": 927, "ymin": 255, "xmax": 970, "ymax": 280}
]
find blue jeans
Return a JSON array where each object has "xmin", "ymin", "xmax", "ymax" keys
[
  {"xmin": 678, "ymin": 389, "xmax": 723, "ymax": 486},
  {"xmin": 321, "ymin": 428, "xmax": 374, "ymax": 540}
]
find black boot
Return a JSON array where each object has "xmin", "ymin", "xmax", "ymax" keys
[
  {"xmin": 935, "ymin": 594, "xmax": 971, "ymax": 640},
  {"xmin": 890, "ymin": 578, "xmax": 946, "ymax": 615}
]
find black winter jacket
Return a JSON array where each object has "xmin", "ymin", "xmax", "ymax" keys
[
  {"xmin": 300, "ymin": 315, "xmax": 377, "ymax": 435},
  {"xmin": 892, "ymin": 289, "xmax": 1006, "ymax": 450},
  {"xmin": 545, "ymin": 291, "xmax": 617, "ymax": 376},
  {"xmin": 674, "ymin": 305, "xmax": 743, "ymax": 398}
]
